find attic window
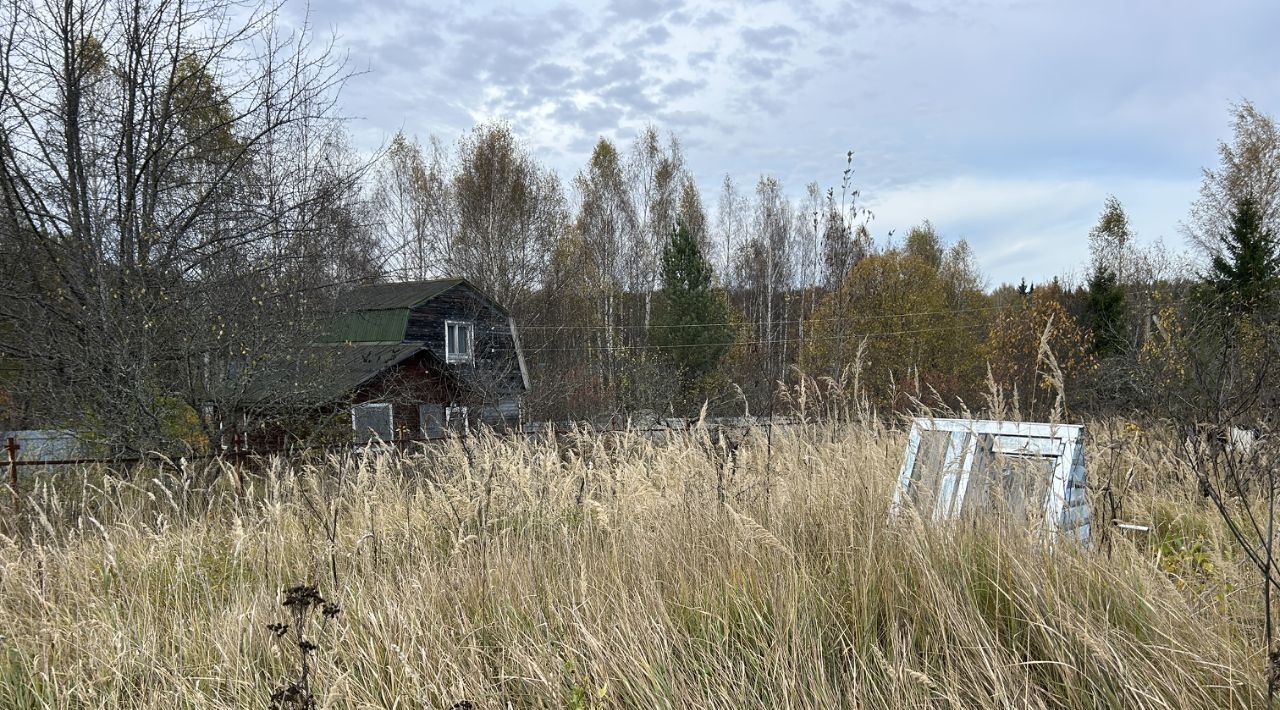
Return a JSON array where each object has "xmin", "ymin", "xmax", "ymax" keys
[
  {"xmin": 892, "ymin": 418, "xmax": 1090, "ymax": 541},
  {"xmin": 445, "ymin": 321, "xmax": 473, "ymax": 363}
]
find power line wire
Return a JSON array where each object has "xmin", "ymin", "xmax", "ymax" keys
[
  {"xmin": 519, "ymin": 291, "xmax": 1201, "ymax": 334},
  {"xmin": 525, "ymin": 294, "xmax": 1201, "ymax": 353},
  {"xmin": 519, "ymin": 303, "xmax": 1007, "ymax": 331},
  {"xmin": 529, "ymin": 320, "xmax": 992, "ymax": 352}
]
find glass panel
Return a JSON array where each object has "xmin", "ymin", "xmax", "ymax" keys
[
  {"xmin": 352, "ymin": 403, "xmax": 393, "ymax": 443},
  {"xmin": 961, "ymin": 434, "xmax": 998, "ymax": 516},
  {"xmin": 991, "ymin": 454, "xmax": 1055, "ymax": 520},
  {"xmin": 446, "ymin": 322, "xmax": 472, "ymax": 360},
  {"xmin": 419, "ymin": 404, "xmax": 445, "ymax": 438},
  {"xmin": 896, "ymin": 418, "xmax": 1087, "ymax": 540},
  {"xmin": 908, "ymin": 430, "xmax": 951, "ymax": 516},
  {"xmin": 937, "ymin": 431, "xmax": 971, "ymax": 516}
]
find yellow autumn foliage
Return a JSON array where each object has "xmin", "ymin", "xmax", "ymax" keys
[
  {"xmin": 986, "ymin": 285, "xmax": 1096, "ymax": 416},
  {"xmin": 803, "ymin": 250, "xmax": 989, "ymax": 409}
]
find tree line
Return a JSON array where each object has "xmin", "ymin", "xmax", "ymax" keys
[{"xmin": 1, "ymin": 0, "xmax": 1277, "ymax": 452}]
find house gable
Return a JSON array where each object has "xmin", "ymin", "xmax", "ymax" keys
[
  {"xmin": 322, "ymin": 279, "xmax": 528, "ymax": 396},
  {"xmin": 314, "ymin": 279, "xmax": 529, "ymax": 440}
]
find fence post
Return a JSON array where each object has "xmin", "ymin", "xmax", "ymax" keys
[
  {"xmin": 7, "ymin": 436, "xmax": 18, "ymax": 515},
  {"xmin": 232, "ymin": 432, "xmax": 244, "ymax": 494}
]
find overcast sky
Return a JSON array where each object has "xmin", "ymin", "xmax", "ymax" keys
[{"xmin": 291, "ymin": 0, "xmax": 1280, "ymax": 286}]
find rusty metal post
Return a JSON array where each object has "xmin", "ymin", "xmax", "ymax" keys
[
  {"xmin": 232, "ymin": 432, "xmax": 244, "ymax": 494},
  {"xmin": 7, "ymin": 437, "xmax": 18, "ymax": 515}
]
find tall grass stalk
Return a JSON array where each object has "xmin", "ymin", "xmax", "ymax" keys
[{"xmin": 0, "ymin": 421, "xmax": 1265, "ymax": 708}]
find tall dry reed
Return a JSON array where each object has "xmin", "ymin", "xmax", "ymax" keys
[{"xmin": 0, "ymin": 421, "xmax": 1264, "ymax": 708}]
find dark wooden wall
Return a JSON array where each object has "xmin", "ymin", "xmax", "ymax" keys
[{"xmin": 402, "ymin": 284, "xmax": 525, "ymax": 415}]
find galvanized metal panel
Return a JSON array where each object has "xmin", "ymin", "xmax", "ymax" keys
[
  {"xmin": 352, "ymin": 402, "xmax": 394, "ymax": 443},
  {"xmin": 419, "ymin": 404, "xmax": 445, "ymax": 438},
  {"xmin": 0, "ymin": 430, "xmax": 89, "ymax": 461}
]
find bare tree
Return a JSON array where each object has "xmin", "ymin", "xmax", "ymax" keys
[
  {"xmin": 1187, "ymin": 101, "xmax": 1280, "ymax": 259},
  {"xmin": 374, "ymin": 132, "xmax": 435, "ymax": 280},
  {"xmin": 411, "ymin": 122, "xmax": 566, "ymax": 315},
  {"xmin": 0, "ymin": 0, "xmax": 369, "ymax": 453},
  {"xmin": 1181, "ymin": 323, "xmax": 1280, "ymax": 702},
  {"xmin": 728, "ymin": 176, "xmax": 793, "ymax": 406},
  {"xmin": 625, "ymin": 126, "xmax": 685, "ymax": 327},
  {"xmin": 569, "ymin": 137, "xmax": 636, "ymax": 410},
  {"xmin": 821, "ymin": 151, "xmax": 873, "ymax": 290},
  {"xmin": 715, "ymin": 174, "xmax": 745, "ymax": 282}
]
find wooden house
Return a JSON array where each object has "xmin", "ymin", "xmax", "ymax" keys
[{"xmin": 245, "ymin": 278, "xmax": 529, "ymax": 445}]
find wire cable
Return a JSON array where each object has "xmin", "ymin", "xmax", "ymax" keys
[{"xmin": 528, "ymin": 320, "xmax": 993, "ymax": 352}]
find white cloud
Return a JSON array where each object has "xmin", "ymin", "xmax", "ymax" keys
[
  {"xmin": 866, "ymin": 174, "xmax": 1199, "ymax": 286},
  {"xmin": 296, "ymin": 0, "xmax": 1280, "ymax": 283}
]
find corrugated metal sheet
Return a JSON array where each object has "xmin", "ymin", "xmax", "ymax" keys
[
  {"xmin": 341, "ymin": 279, "xmax": 464, "ymax": 311},
  {"xmin": 245, "ymin": 343, "xmax": 431, "ymax": 404},
  {"xmin": 0, "ymin": 430, "xmax": 89, "ymax": 461},
  {"xmin": 323, "ymin": 308, "xmax": 410, "ymax": 343}
]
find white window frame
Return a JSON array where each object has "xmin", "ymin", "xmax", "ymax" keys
[
  {"xmin": 445, "ymin": 320, "xmax": 474, "ymax": 364},
  {"xmin": 891, "ymin": 418, "xmax": 1088, "ymax": 541},
  {"xmin": 351, "ymin": 402, "xmax": 394, "ymax": 443}
]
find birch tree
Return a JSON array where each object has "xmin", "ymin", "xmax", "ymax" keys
[{"xmin": 0, "ymin": 0, "xmax": 367, "ymax": 452}]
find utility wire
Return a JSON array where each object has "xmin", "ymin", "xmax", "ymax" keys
[
  {"xmin": 525, "ymin": 293, "xmax": 1201, "ymax": 353},
  {"xmin": 519, "ymin": 292, "xmax": 1200, "ymax": 333},
  {"xmin": 529, "ymin": 320, "xmax": 992, "ymax": 352},
  {"xmin": 519, "ymin": 303, "xmax": 1007, "ymax": 331}
]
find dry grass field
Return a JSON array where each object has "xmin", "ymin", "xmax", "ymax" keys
[{"xmin": 0, "ymin": 419, "xmax": 1268, "ymax": 708}]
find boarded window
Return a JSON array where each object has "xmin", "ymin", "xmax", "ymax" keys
[
  {"xmin": 497, "ymin": 396, "xmax": 522, "ymax": 420},
  {"xmin": 352, "ymin": 402, "xmax": 393, "ymax": 443},
  {"xmin": 893, "ymin": 418, "xmax": 1089, "ymax": 541},
  {"xmin": 479, "ymin": 405, "xmax": 502, "ymax": 425}
]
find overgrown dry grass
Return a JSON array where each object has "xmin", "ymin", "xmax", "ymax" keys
[{"xmin": 0, "ymin": 420, "xmax": 1268, "ymax": 708}]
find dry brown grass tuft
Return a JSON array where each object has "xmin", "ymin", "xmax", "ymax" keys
[{"xmin": 0, "ymin": 421, "xmax": 1266, "ymax": 708}]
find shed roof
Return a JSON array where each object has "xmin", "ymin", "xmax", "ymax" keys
[
  {"xmin": 245, "ymin": 343, "xmax": 433, "ymax": 404},
  {"xmin": 309, "ymin": 342, "xmax": 431, "ymax": 399}
]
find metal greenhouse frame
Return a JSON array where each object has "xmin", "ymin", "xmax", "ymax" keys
[{"xmin": 892, "ymin": 418, "xmax": 1090, "ymax": 542}]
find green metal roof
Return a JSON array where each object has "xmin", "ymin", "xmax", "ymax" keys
[
  {"xmin": 244, "ymin": 343, "xmax": 435, "ymax": 404},
  {"xmin": 342, "ymin": 279, "xmax": 465, "ymax": 310},
  {"xmin": 306, "ymin": 343, "xmax": 431, "ymax": 401},
  {"xmin": 319, "ymin": 279, "xmax": 474, "ymax": 344},
  {"xmin": 322, "ymin": 308, "xmax": 409, "ymax": 343},
  {"xmin": 317, "ymin": 276, "xmax": 506, "ymax": 345}
]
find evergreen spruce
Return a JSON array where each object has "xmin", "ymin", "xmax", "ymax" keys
[
  {"xmin": 1085, "ymin": 196, "xmax": 1131, "ymax": 356},
  {"xmin": 1086, "ymin": 265, "xmax": 1126, "ymax": 356},
  {"xmin": 1208, "ymin": 194, "xmax": 1280, "ymax": 315},
  {"xmin": 652, "ymin": 221, "xmax": 735, "ymax": 390}
]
